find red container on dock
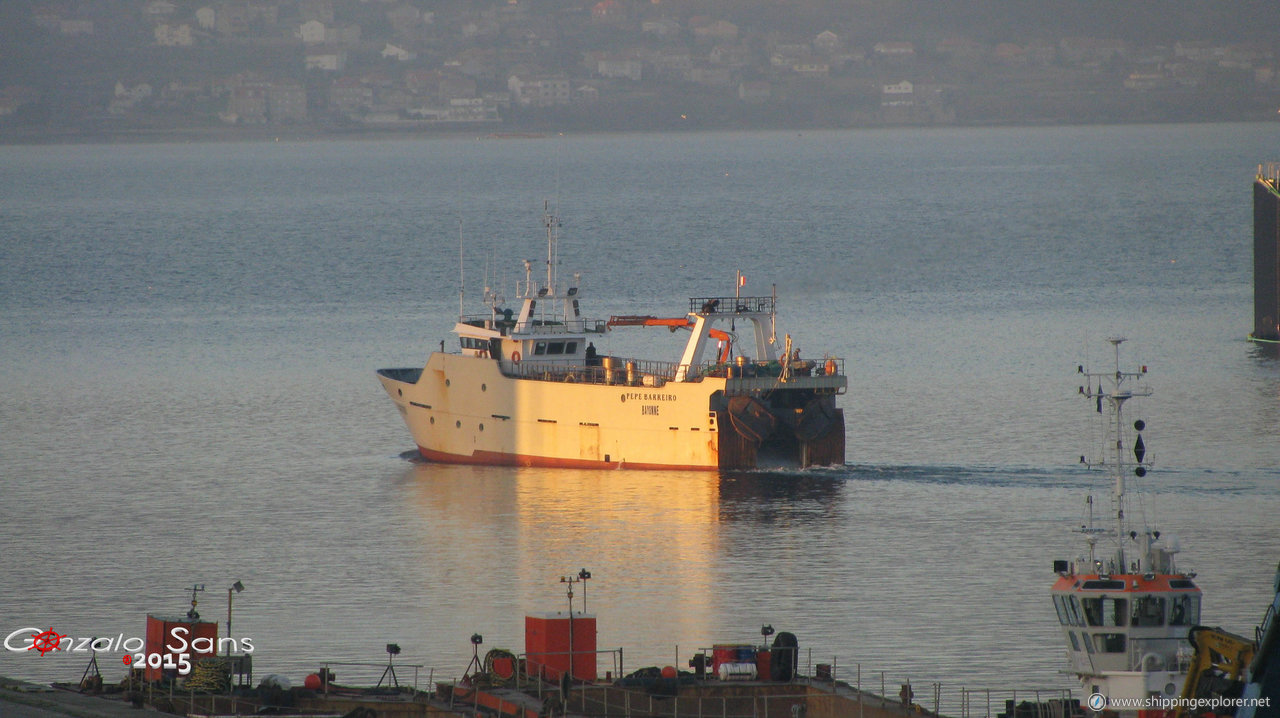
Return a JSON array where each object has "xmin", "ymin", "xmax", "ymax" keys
[
  {"xmin": 143, "ymin": 615, "xmax": 218, "ymax": 682},
  {"xmin": 525, "ymin": 612, "xmax": 597, "ymax": 682},
  {"xmin": 711, "ymin": 644, "xmax": 755, "ymax": 676}
]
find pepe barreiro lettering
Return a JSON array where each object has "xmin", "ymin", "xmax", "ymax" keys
[{"xmin": 620, "ymin": 392, "xmax": 676, "ymax": 403}]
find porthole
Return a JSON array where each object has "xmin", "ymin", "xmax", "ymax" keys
[
  {"xmin": 456, "ymin": 420, "xmax": 462, "ymax": 428},
  {"xmin": 479, "ymin": 423, "xmax": 485, "ymax": 431},
  {"xmin": 397, "ymin": 388, "xmax": 403, "ymax": 397},
  {"xmin": 445, "ymin": 379, "xmax": 451, "ymax": 387},
  {"xmin": 481, "ymin": 383, "xmax": 487, "ymax": 392},
  {"xmin": 429, "ymin": 417, "xmax": 435, "ymax": 425}
]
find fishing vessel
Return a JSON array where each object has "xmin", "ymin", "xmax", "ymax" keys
[
  {"xmin": 376, "ymin": 206, "xmax": 847, "ymax": 471},
  {"xmin": 1051, "ymin": 338, "xmax": 1199, "ymax": 712}
]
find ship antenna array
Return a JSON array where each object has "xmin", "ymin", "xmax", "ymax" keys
[
  {"xmin": 1077, "ymin": 336, "xmax": 1151, "ymax": 571},
  {"xmin": 458, "ymin": 220, "xmax": 465, "ymax": 319},
  {"xmin": 543, "ymin": 200, "xmax": 559, "ymax": 295},
  {"xmin": 185, "ymin": 583, "xmax": 205, "ymax": 621}
]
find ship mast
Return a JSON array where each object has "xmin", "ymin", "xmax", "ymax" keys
[
  {"xmin": 1078, "ymin": 337, "xmax": 1151, "ymax": 574},
  {"xmin": 543, "ymin": 200, "xmax": 558, "ymax": 297}
]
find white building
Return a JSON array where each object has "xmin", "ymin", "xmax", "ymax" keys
[
  {"xmin": 155, "ymin": 23, "xmax": 193, "ymax": 47},
  {"xmin": 507, "ymin": 74, "xmax": 570, "ymax": 106}
]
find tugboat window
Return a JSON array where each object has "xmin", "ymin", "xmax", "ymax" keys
[
  {"xmin": 1081, "ymin": 597, "xmax": 1127, "ymax": 627},
  {"xmin": 1095, "ymin": 633, "xmax": 1126, "ymax": 653},
  {"xmin": 1053, "ymin": 596, "xmax": 1070, "ymax": 625},
  {"xmin": 1054, "ymin": 595, "xmax": 1084, "ymax": 626},
  {"xmin": 1068, "ymin": 632, "xmax": 1081, "ymax": 652},
  {"xmin": 1068, "ymin": 596, "xmax": 1085, "ymax": 626},
  {"xmin": 1131, "ymin": 596, "xmax": 1166, "ymax": 627},
  {"xmin": 1168, "ymin": 595, "xmax": 1200, "ymax": 626}
]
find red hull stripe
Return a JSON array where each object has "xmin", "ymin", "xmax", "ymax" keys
[{"xmin": 416, "ymin": 446, "xmax": 718, "ymax": 472}]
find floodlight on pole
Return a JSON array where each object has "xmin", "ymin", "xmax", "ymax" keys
[{"xmin": 226, "ymin": 581, "xmax": 244, "ymax": 658}]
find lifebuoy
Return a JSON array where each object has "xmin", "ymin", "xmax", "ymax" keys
[
  {"xmin": 824, "ymin": 359, "xmax": 837, "ymax": 376},
  {"xmin": 511, "ymin": 351, "xmax": 521, "ymax": 363}
]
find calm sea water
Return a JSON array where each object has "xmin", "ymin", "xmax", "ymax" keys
[{"xmin": 2, "ymin": 125, "xmax": 1279, "ymax": 706}]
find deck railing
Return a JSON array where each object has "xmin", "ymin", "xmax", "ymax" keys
[
  {"xmin": 1259, "ymin": 163, "xmax": 1280, "ymax": 194},
  {"xmin": 506, "ymin": 356, "xmax": 846, "ymax": 388},
  {"xmin": 508, "ymin": 358, "xmax": 690, "ymax": 385},
  {"xmin": 459, "ymin": 314, "xmax": 609, "ymax": 335},
  {"xmin": 145, "ymin": 647, "xmax": 1075, "ymax": 718},
  {"xmin": 689, "ymin": 295, "xmax": 776, "ymax": 316}
]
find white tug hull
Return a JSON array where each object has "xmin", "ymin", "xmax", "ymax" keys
[{"xmin": 378, "ymin": 206, "xmax": 846, "ymax": 471}]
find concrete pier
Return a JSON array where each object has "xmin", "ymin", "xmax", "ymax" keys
[
  {"xmin": 0, "ymin": 677, "xmax": 143, "ymax": 718},
  {"xmin": 3, "ymin": 672, "xmax": 1076, "ymax": 718}
]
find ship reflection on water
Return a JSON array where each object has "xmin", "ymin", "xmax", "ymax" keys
[
  {"xmin": 396, "ymin": 462, "xmax": 872, "ymax": 681},
  {"xmin": 389, "ymin": 458, "xmax": 1274, "ymax": 693},
  {"xmin": 402, "ymin": 462, "xmax": 723, "ymax": 673}
]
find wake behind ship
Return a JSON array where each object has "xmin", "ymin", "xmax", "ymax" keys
[{"xmin": 376, "ymin": 207, "xmax": 847, "ymax": 471}]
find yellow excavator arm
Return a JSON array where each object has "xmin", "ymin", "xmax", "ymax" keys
[{"xmin": 1174, "ymin": 626, "xmax": 1256, "ymax": 718}]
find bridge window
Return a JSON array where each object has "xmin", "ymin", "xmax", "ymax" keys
[
  {"xmin": 1094, "ymin": 633, "xmax": 1126, "ymax": 653},
  {"xmin": 565, "ymin": 341, "xmax": 578, "ymax": 354},
  {"xmin": 1169, "ymin": 595, "xmax": 1200, "ymax": 626},
  {"xmin": 1131, "ymin": 596, "xmax": 1166, "ymax": 627},
  {"xmin": 1053, "ymin": 596, "xmax": 1070, "ymax": 625},
  {"xmin": 1067, "ymin": 596, "xmax": 1084, "ymax": 626},
  {"xmin": 548, "ymin": 341, "xmax": 566, "ymax": 354},
  {"xmin": 1069, "ymin": 632, "xmax": 1081, "ymax": 652},
  {"xmin": 1081, "ymin": 597, "xmax": 1127, "ymax": 627},
  {"xmin": 1053, "ymin": 595, "xmax": 1084, "ymax": 626},
  {"xmin": 534, "ymin": 341, "xmax": 547, "ymax": 355}
]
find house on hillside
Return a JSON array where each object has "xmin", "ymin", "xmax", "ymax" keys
[{"xmin": 873, "ymin": 42, "xmax": 914, "ymax": 57}]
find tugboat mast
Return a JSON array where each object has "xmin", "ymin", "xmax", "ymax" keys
[
  {"xmin": 1079, "ymin": 336, "xmax": 1151, "ymax": 574},
  {"xmin": 1054, "ymin": 338, "xmax": 1198, "ymax": 712}
]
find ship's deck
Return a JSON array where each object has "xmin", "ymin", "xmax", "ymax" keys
[
  {"xmin": 379, "ymin": 358, "xmax": 847, "ymax": 394},
  {"xmin": 506, "ymin": 356, "xmax": 846, "ymax": 393}
]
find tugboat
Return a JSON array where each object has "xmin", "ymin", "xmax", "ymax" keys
[
  {"xmin": 376, "ymin": 205, "xmax": 847, "ymax": 470},
  {"xmin": 1051, "ymin": 338, "xmax": 1200, "ymax": 712}
]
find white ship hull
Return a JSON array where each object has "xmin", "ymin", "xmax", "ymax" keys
[{"xmin": 378, "ymin": 353, "xmax": 845, "ymax": 470}]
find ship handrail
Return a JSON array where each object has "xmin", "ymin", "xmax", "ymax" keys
[
  {"xmin": 458, "ymin": 315, "xmax": 608, "ymax": 335},
  {"xmin": 1258, "ymin": 603, "xmax": 1275, "ymax": 647},
  {"xmin": 504, "ymin": 355, "xmax": 845, "ymax": 386},
  {"xmin": 689, "ymin": 295, "xmax": 776, "ymax": 315},
  {"xmin": 505, "ymin": 358, "xmax": 698, "ymax": 384},
  {"xmin": 1124, "ymin": 635, "xmax": 1193, "ymax": 671},
  {"xmin": 1259, "ymin": 162, "xmax": 1280, "ymax": 195}
]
